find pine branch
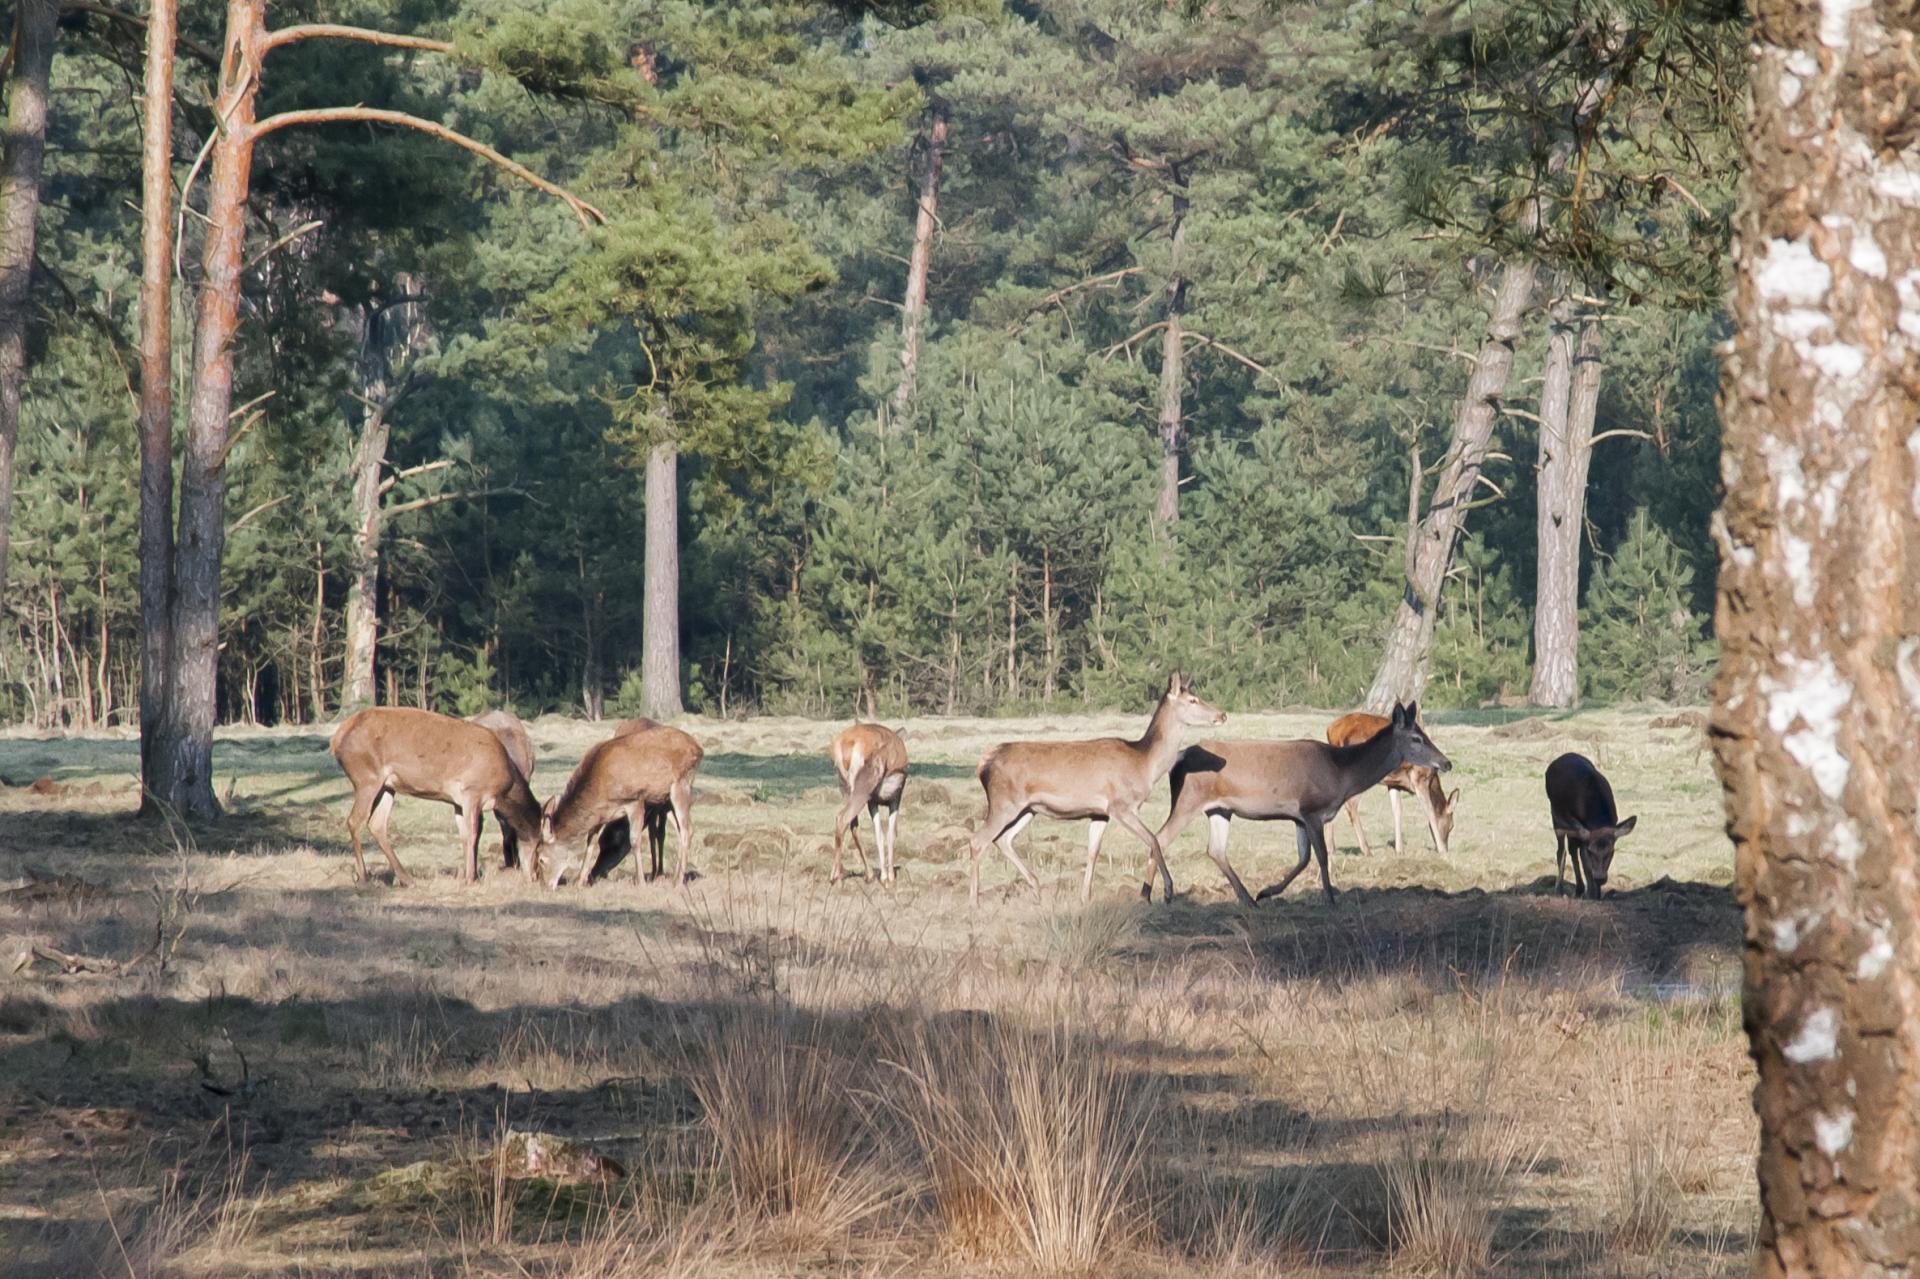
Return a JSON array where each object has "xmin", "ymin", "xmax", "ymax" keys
[
  {"xmin": 387, "ymin": 486, "xmax": 522, "ymax": 517},
  {"xmin": 261, "ymin": 24, "xmax": 455, "ymax": 56},
  {"xmin": 248, "ymin": 108, "xmax": 606, "ymax": 228}
]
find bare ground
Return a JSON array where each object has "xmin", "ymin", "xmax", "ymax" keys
[{"xmin": 0, "ymin": 707, "xmax": 1751, "ymax": 1277}]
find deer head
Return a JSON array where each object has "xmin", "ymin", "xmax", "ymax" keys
[
  {"xmin": 1166, "ymin": 670, "xmax": 1227, "ymax": 728},
  {"xmin": 1390, "ymin": 702, "xmax": 1452, "ymax": 773},
  {"xmin": 1555, "ymin": 813, "xmax": 1637, "ymax": 898}
]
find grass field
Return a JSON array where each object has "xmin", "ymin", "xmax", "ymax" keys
[{"xmin": 0, "ymin": 706, "xmax": 1751, "ymax": 1277}]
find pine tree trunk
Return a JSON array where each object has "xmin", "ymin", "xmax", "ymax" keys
[
  {"xmin": 341, "ymin": 394, "xmax": 389, "ymax": 709},
  {"xmin": 1528, "ymin": 295, "xmax": 1602, "ymax": 708},
  {"xmin": 1717, "ymin": 4, "xmax": 1920, "ymax": 1273},
  {"xmin": 162, "ymin": 0, "xmax": 264, "ymax": 819},
  {"xmin": 1155, "ymin": 185, "xmax": 1189, "ymax": 528},
  {"xmin": 891, "ymin": 104, "xmax": 946, "ymax": 422},
  {"xmin": 641, "ymin": 436, "xmax": 682, "ymax": 718},
  {"xmin": 137, "ymin": 0, "xmax": 178, "ymax": 814},
  {"xmin": 0, "ymin": 0, "xmax": 58, "ymax": 613},
  {"xmin": 1366, "ymin": 260, "xmax": 1536, "ymax": 710}
]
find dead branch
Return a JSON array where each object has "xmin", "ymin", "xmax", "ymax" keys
[
  {"xmin": 1007, "ymin": 267, "xmax": 1144, "ymax": 334},
  {"xmin": 1102, "ymin": 320, "xmax": 1169, "ymax": 360},
  {"xmin": 379, "ymin": 458, "xmax": 457, "ymax": 495},
  {"xmin": 1586, "ymin": 428, "xmax": 1654, "ymax": 447},
  {"xmin": 249, "ymin": 107, "xmax": 606, "ymax": 228},
  {"xmin": 261, "ymin": 23, "xmax": 455, "ymax": 56},
  {"xmin": 227, "ymin": 494, "xmax": 291, "ymax": 535},
  {"xmin": 386, "ymin": 486, "xmax": 522, "ymax": 517}
]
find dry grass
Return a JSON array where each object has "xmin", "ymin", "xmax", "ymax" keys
[{"xmin": 0, "ymin": 708, "xmax": 1754, "ymax": 1277}]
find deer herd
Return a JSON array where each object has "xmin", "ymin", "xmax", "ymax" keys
[{"xmin": 328, "ymin": 671, "xmax": 1636, "ymax": 903}]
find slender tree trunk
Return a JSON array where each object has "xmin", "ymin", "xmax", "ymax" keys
[
  {"xmin": 641, "ymin": 436, "xmax": 682, "ymax": 718},
  {"xmin": 1717, "ymin": 4, "xmax": 1920, "ymax": 1274},
  {"xmin": 0, "ymin": 0, "xmax": 58, "ymax": 614},
  {"xmin": 136, "ymin": 0, "xmax": 178, "ymax": 813},
  {"xmin": 1155, "ymin": 183, "xmax": 1189, "ymax": 529},
  {"xmin": 1528, "ymin": 295, "xmax": 1603, "ymax": 707},
  {"xmin": 892, "ymin": 103, "xmax": 946, "ymax": 423},
  {"xmin": 342, "ymin": 395, "xmax": 390, "ymax": 709},
  {"xmin": 162, "ymin": 0, "xmax": 265, "ymax": 819},
  {"xmin": 1366, "ymin": 260, "xmax": 1536, "ymax": 710}
]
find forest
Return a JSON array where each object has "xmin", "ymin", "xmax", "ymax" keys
[{"xmin": 0, "ymin": 0, "xmax": 1737, "ymax": 744}]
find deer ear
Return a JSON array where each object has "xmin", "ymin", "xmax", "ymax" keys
[
  {"xmin": 1168, "ymin": 670, "xmax": 1185, "ymax": 695},
  {"xmin": 1391, "ymin": 702, "xmax": 1408, "ymax": 728},
  {"xmin": 1447, "ymin": 788, "xmax": 1461, "ymax": 811},
  {"xmin": 1614, "ymin": 815, "xmax": 1637, "ymax": 837},
  {"xmin": 1405, "ymin": 700, "xmax": 1419, "ymax": 724}
]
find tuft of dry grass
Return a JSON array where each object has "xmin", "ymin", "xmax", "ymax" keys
[
  {"xmin": 886, "ymin": 1000, "xmax": 1162, "ymax": 1273},
  {"xmin": 1377, "ymin": 1110, "xmax": 1534, "ymax": 1278},
  {"xmin": 1601, "ymin": 1022, "xmax": 1707, "ymax": 1257}
]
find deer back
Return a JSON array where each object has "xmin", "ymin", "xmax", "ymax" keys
[
  {"xmin": 1545, "ymin": 753, "xmax": 1618, "ymax": 830},
  {"xmin": 330, "ymin": 707, "xmax": 528, "ymax": 810},
  {"xmin": 469, "ymin": 709, "xmax": 535, "ymax": 780},
  {"xmin": 551, "ymin": 725, "xmax": 704, "ymax": 842}
]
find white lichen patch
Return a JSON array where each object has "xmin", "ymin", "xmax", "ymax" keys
[
  {"xmin": 1874, "ymin": 164, "xmax": 1920, "ymax": 206},
  {"xmin": 1780, "ymin": 531, "xmax": 1815, "ymax": 606},
  {"xmin": 1780, "ymin": 74, "xmax": 1803, "ymax": 107},
  {"xmin": 1858, "ymin": 926, "xmax": 1894, "ymax": 980},
  {"xmin": 1847, "ymin": 234, "xmax": 1887, "ymax": 279},
  {"xmin": 1786, "ymin": 49, "xmax": 1820, "ymax": 77},
  {"xmin": 1757, "ymin": 238, "xmax": 1832, "ymax": 305},
  {"xmin": 1820, "ymin": 0, "xmax": 1867, "ymax": 48},
  {"xmin": 1772, "ymin": 909, "xmax": 1825, "ymax": 952},
  {"xmin": 1896, "ymin": 637, "xmax": 1920, "ymax": 708},
  {"xmin": 1814, "ymin": 1109, "xmax": 1854, "ymax": 1156},
  {"xmin": 1827, "ymin": 820, "xmax": 1861, "ymax": 867},
  {"xmin": 1909, "ymin": 430, "xmax": 1920, "ymax": 514},
  {"xmin": 1806, "ymin": 342, "xmax": 1866, "ymax": 380},
  {"xmin": 1765, "ymin": 656, "xmax": 1853, "ymax": 800},
  {"xmin": 1776, "ymin": 308, "xmax": 1832, "ymax": 340},
  {"xmin": 1783, "ymin": 1006, "xmax": 1839, "ymax": 1064}
]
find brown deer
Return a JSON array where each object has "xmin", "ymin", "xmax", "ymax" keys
[
  {"xmin": 471, "ymin": 709, "xmax": 536, "ymax": 870},
  {"xmin": 1546, "ymin": 752, "xmax": 1636, "ymax": 899},
  {"xmin": 328, "ymin": 707, "xmax": 544, "ymax": 885},
  {"xmin": 1325, "ymin": 711, "xmax": 1460, "ymax": 858},
  {"xmin": 969, "ymin": 671, "xmax": 1226, "ymax": 906},
  {"xmin": 541, "ymin": 721, "xmax": 704, "ymax": 887},
  {"xmin": 828, "ymin": 723, "xmax": 908, "ymax": 884},
  {"xmin": 1154, "ymin": 704, "xmax": 1451, "ymax": 907}
]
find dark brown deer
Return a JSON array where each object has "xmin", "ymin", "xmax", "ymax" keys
[
  {"xmin": 969, "ymin": 671, "xmax": 1226, "ymax": 905},
  {"xmin": 471, "ymin": 709, "xmax": 535, "ymax": 870},
  {"xmin": 541, "ymin": 722, "xmax": 703, "ymax": 887},
  {"xmin": 829, "ymin": 722, "xmax": 908, "ymax": 883},
  {"xmin": 1325, "ymin": 711, "xmax": 1460, "ymax": 857},
  {"xmin": 1154, "ymin": 704, "xmax": 1451, "ymax": 907},
  {"xmin": 328, "ymin": 707, "xmax": 544, "ymax": 885},
  {"xmin": 1545, "ymin": 752, "xmax": 1636, "ymax": 899}
]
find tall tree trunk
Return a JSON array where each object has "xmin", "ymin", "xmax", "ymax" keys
[
  {"xmin": 1528, "ymin": 295, "xmax": 1603, "ymax": 708},
  {"xmin": 136, "ymin": 0, "xmax": 178, "ymax": 814},
  {"xmin": 341, "ymin": 393, "xmax": 388, "ymax": 709},
  {"xmin": 1717, "ymin": 3, "xmax": 1920, "ymax": 1274},
  {"xmin": 1366, "ymin": 260, "xmax": 1536, "ymax": 710},
  {"xmin": 891, "ymin": 103, "xmax": 946, "ymax": 423},
  {"xmin": 0, "ymin": 0, "xmax": 58, "ymax": 612},
  {"xmin": 161, "ymin": 0, "xmax": 265, "ymax": 819},
  {"xmin": 641, "ymin": 436, "xmax": 681, "ymax": 718},
  {"xmin": 1155, "ymin": 182, "xmax": 1189, "ymax": 529}
]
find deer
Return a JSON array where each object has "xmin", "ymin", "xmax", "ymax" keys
[
  {"xmin": 1546, "ymin": 752, "xmax": 1636, "ymax": 899},
  {"xmin": 328, "ymin": 706, "xmax": 544, "ymax": 886},
  {"xmin": 968, "ymin": 671, "xmax": 1226, "ymax": 906},
  {"xmin": 829, "ymin": 722, "xmax": 908, "ymax": 884},
  {"xmin": 1154, "ymin": 703, "xmax": 1451, "ymax": 908},
  {"xmin": 541, "ymin": 721, "xmax": 704, "ymax": 888},
  {"xmin": 471, "ymin": 709, "xmax": 536, "ymax": 870},
  {"xmin": 1325, "ymin": 711, "xmax": 1461, "ymax": 858}
]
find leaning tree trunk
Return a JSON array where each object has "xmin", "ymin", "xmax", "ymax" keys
[
  {"xmin": 1154, "ymin": 182, "xmax": 1189, "ymax": 529},
  {"xmin": 1716, "ymin": 2, "xmax": 1920, "ymax": 1274},
  {"xmin": 136, "ymin": 0, "xmax": 178, "ymax": 814},
  {"xmin": 1527, "ymin": 296, "xmax": 1603, "ymax": 708},
  {"xmin": 641, "ymin": 436, "xmax": 682, "ymax": 718},
  {"xmin": 1366, "ymin": 260, "xmax": 1536, "ymax": 711},
  {"xmin": 162, "ymin": 0, "xmax": 265, "ymax": 819},
  {"xmin": 0, "ymin": 0, "xmax": 58, "ymax": 613},
  {"xmin": 891, "ymin": 103, "xmax": 946, "ymax": 423}
]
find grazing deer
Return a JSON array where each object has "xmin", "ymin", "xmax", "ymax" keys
[
  {"xmin": 969, "ymin": 671, "xmax": 1226, "ymax": 906},
  {"xmin": 542, "ymin": 722, "xmax": 704, "ymax": 887},
  {"xmin": 829, "ymin": 722, "xmax": 908, "ymax": 884},
  {"xmin": 1155, "ymin": 704, "xmax": 1450, "ymax": 907},
  {"xmin": 1325, "ymin": 711, "xmax": 1460, "ymax": 858},
  {"xmin": 1545, "ymin": 752, "xmax": 1636, "ymax": 899},
  {"xmin": 328, "ymin": 707, "xmax": 544, "ymax": 885},
  {"xmin": 471, "ymin": 709, "xmax": 536, "ymax": 869}
]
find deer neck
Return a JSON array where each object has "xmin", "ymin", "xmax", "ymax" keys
[
  {"xmin": 1131, "ymin": 696, "xmax": 1189, "ymax": 781},
  {"xmin": 1333, "ymin": 723, "xmax": 1403, "ymax": 795}
]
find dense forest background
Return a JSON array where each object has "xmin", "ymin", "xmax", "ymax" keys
[{"xmin": 1, "ymin": 0, "xmax": 1735, "ymax": 728}]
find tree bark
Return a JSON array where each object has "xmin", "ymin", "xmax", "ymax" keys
[
  {"xmin": 136, "ymin": 0, "xmax": 178, "ymax": 814},
  {"xmin": 1716, "ymin": 3, "xmax": 1920, "ymax": 1274},
  {"xmin": 641, "ymin": 436, "xmax": 681, "ymax": 718},
  {"xmin": 1528, "ymin": 295, "xmax": 1603, "ymax": 708},
  {"xmin": 0, "ymin": 0, "xmax": 58, "ymax": 613},
  {"xmin": 891, "ymin": 103, "xmax": 946, "ymax": 423},
  {"xmin": 1366, "ymin": 260, "xmax": 1536, "ymax": 711},
  {"xmin": 1155, "ymin": 182, "xmax": 1189, "ymax": 528},
  {"xmin": 160, "ymin": 0, "xmax": 265, "ymax": 819}
]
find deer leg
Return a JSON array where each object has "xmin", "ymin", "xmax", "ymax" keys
[
  {"xmin": 1555, "ymin": 834, "xmax": 1567, "ymax": 897},
  {"xmin": 1389, "ymin": 790, "xmax": 1405, "ymax": 857},
  {"xmin": 455, "ymin": 802, "xmax": 482, "ymax": 884},
  {"xmin": 646, "ymin": 806, "xmax": 667, "ymax": 882},
  {"xmin": 1205, "ymin": 813, "xmax": 1257, "ymax": 908},
  {"xmin": 968, "ymin": 801, "xmax": 1020, "ymax": 906},
  {"xmin": 369, "ymin": 789, "xmax": 410, "ymax": 886},
  {"xmin": 883, "ymin": 802, "xmax": 901, "ymax": 882},
  {"xmin": 1417, "ymin": 787, "xmax": 1444, "ymax": 858},
  {"xmin": 1081, "ymin": 818, "xmax": 1109, "ymax": 902},
  {"xmin": 831, "ymin": 787, "xmax": 870, "ymax": 884},
  {"xmin": 1343, "ymin": 796, "xmax": 1373, "ymax": 857},
  {"xmin": 1112, "ymin": 806, "xmax": 1171, "ymax": 903},
  {"xmin": 1255, "ymin": 822, "xmax": 1315, "ymax": 902},
  {"xmin": 670, "ymin": 776, "xmax": 694, "ymax": 886},
  {"xmin": 995, "ymin": 812, "xmax": 1039, "ymax": 893},
  {"xmin": 345, "ymin": 785, "xmax": 378, "ymax": 884},
  {"xmin": 1307, "ymin": 817, "xmax": 1339, "ymax": 905}
]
